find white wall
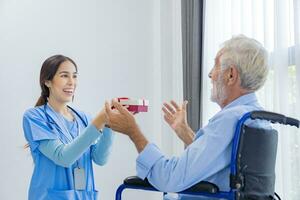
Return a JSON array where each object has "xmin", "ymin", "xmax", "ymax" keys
[{"xmin": 0, "ymin": 0, "xmax": 181, "ymax": 199}]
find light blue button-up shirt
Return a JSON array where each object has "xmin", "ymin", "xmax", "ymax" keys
[{"xmin": 136, "ymin": 93, "xmax": 264, "ymax": 199}]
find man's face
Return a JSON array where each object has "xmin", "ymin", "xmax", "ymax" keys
[{"xmin": 209, "ymin": 51, "xmax": 228, "ymax": 105}]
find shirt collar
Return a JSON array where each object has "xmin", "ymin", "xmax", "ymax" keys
[
  {"xmin": 222, "ymin": 92, "xmax": 258, "ymax": 110},
  {"xmin": 44, "ymin": 103, "xmax": 62, "ymax": 124}
]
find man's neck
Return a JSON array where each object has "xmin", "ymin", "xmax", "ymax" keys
[{"xmin": 220, "ymin": 89, "xmax": 250, "ymax": 109}]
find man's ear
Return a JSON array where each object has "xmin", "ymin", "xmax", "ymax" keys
[{"xmin": 227, "ymin": 66, "xmax": 239, "ymax": 85}]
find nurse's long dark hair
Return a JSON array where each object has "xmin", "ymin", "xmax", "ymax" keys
[{"xmin": 35, "ymin": 54, "xmax": 77, "ymax": 107}]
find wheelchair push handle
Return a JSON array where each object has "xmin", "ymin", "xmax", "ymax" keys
[{"xmin": 250, "ymin": 111, "xmax": 299, "ymax": 128}]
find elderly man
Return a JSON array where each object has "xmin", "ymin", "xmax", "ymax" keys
[{"xmin": 105, "ymin": 35, "xmax": 269, "ymax": 199}]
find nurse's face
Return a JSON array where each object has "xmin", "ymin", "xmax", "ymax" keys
[{"xmin": 46, "ymin": 60, "xmax": 78, "ymax": 104}]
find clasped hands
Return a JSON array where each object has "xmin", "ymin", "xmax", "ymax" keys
[{"xmin": 94, "ymin": 99, "xmax": 195, "ymax": 146}]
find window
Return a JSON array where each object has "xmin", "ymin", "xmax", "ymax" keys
[{"xmin": 203, "ymin": 0, "xmax": 300, "ymax": 199}]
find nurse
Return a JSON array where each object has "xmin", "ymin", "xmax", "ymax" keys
[{"xmin": 23, "ymin": 55, "xmax": 114, "ymax": 200}]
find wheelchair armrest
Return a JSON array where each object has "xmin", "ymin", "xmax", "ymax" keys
[
  {"xmin": 183, "ymin": 181, "xmax": 219, "ymax": 193},
  {"xmin": 123, "ymin": 176, "xmax": 153, "ymax": 188},
  {"xmin": 123, "ymin": 176, "xmax": 219, "ymax": 194}
]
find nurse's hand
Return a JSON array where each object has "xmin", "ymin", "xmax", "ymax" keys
[
  {"xmin": 92, "ymin": 107, "xmax": 107, "ymax": 130},
  {"xmin": 162, "ymin": 100, "xmax": 194, "ymax": 146}
]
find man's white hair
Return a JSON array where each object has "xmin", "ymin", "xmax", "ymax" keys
[{"xmin": 220, "ymin": 35, "xmax": 269, "ymax": 91}]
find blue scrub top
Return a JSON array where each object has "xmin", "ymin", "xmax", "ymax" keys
[{"xmin": 23, "ymin": 104, "xmax": 99, "ymax": 200}]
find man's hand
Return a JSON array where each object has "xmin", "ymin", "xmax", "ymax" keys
[
  {"xmin": 105, "ymin": 100, "xmax": 138, "ymax": 135},
  {"xmin": 162, "ymin": 100, "xmax": 195, "ymax": 146},
  {"xmin": 105, "ymin": 100, "xmax": 148, "ymax": 153},
  {"xmin": 162, "ymin": 100, "xmax": 188, "ymax": 131}
]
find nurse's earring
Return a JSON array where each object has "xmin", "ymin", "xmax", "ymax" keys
[{"xmin": 44, "ymin": 81, "xmax": 51, "ymax": 89}]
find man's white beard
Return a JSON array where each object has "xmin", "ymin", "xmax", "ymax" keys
[{"xmin": 210, "ymin": 74, "xmax": 228, "ymax": 106}]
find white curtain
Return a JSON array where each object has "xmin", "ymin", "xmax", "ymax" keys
[
  {"xmin": 152, "ymin": 0, "xmax": 184, "ymax": 157},
  {"xmin": 203, "ymin": 0, "xmax": 300, "ymax": 199}
]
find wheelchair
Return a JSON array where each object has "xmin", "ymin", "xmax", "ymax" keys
[{"xmin": 115, "ymin": 111, "xmax": 299, "ymax": 200}]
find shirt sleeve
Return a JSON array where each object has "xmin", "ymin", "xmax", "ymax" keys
[
  {"xmin": 38, "ymin": 124, "xmax": 101, "ymax": 167},
  {"xmin": 136, "ymin": 112, "xmax": 239, "ymax": 192},
  {"xmin": 91, "ymin": 127, "xmax": 114, "ymax": 166},
  {"xmin": 23, "ymin": 110, "xmax": 58, "ymax": 151}
]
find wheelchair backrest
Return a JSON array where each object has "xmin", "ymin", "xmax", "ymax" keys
[{"xmin": 237, "ymin": 125, "xmax": 278, "ymax": 199}]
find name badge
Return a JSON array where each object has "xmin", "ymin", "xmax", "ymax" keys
[{"xmin": 74, "ymin": 167, "xmax": 86, "ymax": 190}]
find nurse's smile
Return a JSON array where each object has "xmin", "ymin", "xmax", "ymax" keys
[{"xmin": 63, "ymin": 88, "xmax": 75, "ymax": 96}]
